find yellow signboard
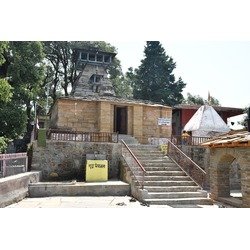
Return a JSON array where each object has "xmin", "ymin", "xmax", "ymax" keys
[
  {"xmin": 160, "ymin": 144, "xmax": 168, "ymax": 154},
  {"xmin": 86, "ymin": 160, "xmax": 108, "ymax": 182}
]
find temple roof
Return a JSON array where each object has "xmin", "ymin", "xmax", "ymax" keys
[
  {"xmin": 56, "ymin": 96, "xmax": 172, "ymax": 108},
  {"xmin": 201, "ymin": 130, "xmax": 250, "ymax": 148}
]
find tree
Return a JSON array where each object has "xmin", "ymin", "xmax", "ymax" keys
[
  {"xmin": 132, "ymin": 41, "xmax": 186, "ymax": 106},
  {"xmin": 8, "ymin": 42, "xmax": 45, "ymax": 131},
  {"xmin": 0, "ymin": 42, "xmax": 12, "ymax": 103},
  {"xmin": 183, "ymin": 92, "xmax": 221, "ymax": 106}
]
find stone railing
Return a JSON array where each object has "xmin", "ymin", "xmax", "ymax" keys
[
  {"xmin": 47, "ymin": 129, "xmax": 119, "ymax": 143},
  {"xmin": 0, "ymin": 153, "xmax": 28, "ymax": 178}
]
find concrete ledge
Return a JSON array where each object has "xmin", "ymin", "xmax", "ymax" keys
[
  {"xmin": 0, "ymin": 171, "xmax": 41, "ymax": 208},
  {"xmin": 29, "ymin": 180, "xmax": 131, "ymax": 197},
  {"xmin": 216, "ymin": 197, "xmax": 242, "ymax": 208}
]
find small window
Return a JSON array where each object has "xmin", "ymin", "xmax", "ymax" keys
[
  {"xmin": 89, "ymin": 74, "xmax": 103, "ymax": 83},
  {"xmin": 104, "ymin": 55, "xmax": 110, "ymax": 63},
  {"xmin": 96, "ymin": 54, "xmax": 103, "ymax": 62},
  {"xmin": 81, "ymin": 52, "xmax": 88, "ymax": 60},
  {"xmin": 89, "ymin": 54, "xmax": 96, "ymax": 61},
  {"xmin": 95, "ymin": 75, "xmax": 101, "ymax": 82}
]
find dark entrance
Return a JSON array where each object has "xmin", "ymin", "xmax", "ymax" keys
[{"xmin": 114, "ymin": 106, "xmax": 127, "ymax": 134}]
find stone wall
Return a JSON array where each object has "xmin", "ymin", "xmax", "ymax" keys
[
  {"xmin": 0, "ymin": 171, "xmax": 41, "ymax": 207},
  {"xmin": 49, "ymin": 98, "xmax": 172, "ymax": 144},
  {"xmin": 51, "ymin": 99, "xmax": 99, "ymax": 132},
  {"xmin": 31, "ymin": 140, "xmax": 121, "ymax": 181},
  {"xmin": 180, "ymin": 145, "xmax": 210, "ymax": 189},
  {"xmin": 181, "ymin": 145, "xmax": 241, "ymax": 190},
  {"xmin": 141, "ymin": 106, "xmax": 172, "ymax": 144}
]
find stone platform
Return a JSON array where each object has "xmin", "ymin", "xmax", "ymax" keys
[{"xmin": 28, "ymin": 180, "xmax": 131, "ymax": 197}]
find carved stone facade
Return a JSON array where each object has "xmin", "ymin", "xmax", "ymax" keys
[{"xmin": 71, "ymin": 49, "xmax": 116, "ymax": 97}]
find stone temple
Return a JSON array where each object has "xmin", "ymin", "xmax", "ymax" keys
[{"xmin": 49, "ymin": 47, "xmax": 172, "ymax": 144}]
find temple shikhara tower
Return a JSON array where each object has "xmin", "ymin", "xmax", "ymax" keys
[{"xmin": 71, "ymin": 48, "xmax": 116, "ymax": 97}]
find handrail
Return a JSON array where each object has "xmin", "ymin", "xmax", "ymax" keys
[
  {"xmin": 166, "ymin": 139, "xmax": 206, "ymax": 188},
  {"xmin": 167, "ymin": 139, "xmax": 205, "ymax": 174},
  {"xmin": 171, "ymin": 135, "xmax": 211, "ymax": 146},
  {"xmin": 47, "ymin": 129, "xmax": 118, "ymax": 143},
  {"xmin": 121, "ymin": 140, "xmax": 146, "ymax": 173},
  {"xmin": 121, "ymin": 139, "xmax": 146, "ymax": 189}
]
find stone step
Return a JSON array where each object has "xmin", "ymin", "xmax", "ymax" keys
[
  {"xmin": 143, "ymin": 166, "xmax": 181, "ymax": 171},
  {"xmin": 148, "ymin": 191, "xmax": 208, "ymax": 199},
  {"xmin": 28, "ymin": 181, "xmax": 130, "ymax": 197},
  {"xmin": 137, "ymin": 156, "xmax": 168, "ymax": 161},
  {"xmin": 128, "ymin": 145, "xmax": 158, "ymax": 149},
  {"xmin": 141, "ymin": 160, "xmax": 175, "ymax": 165},
  {"xmin": 140, "ymin": 157, "xmax": 171, "ymax": 161},
  {"xmin": 142, "ymin": 180, "xmax": 196, "ymax": 186},
  {"xmin": 146, "ymin": 171, "xmax": 186, "ymax": 176},
  {"xmin": 134, "ymin": 153, "xmax": 165, "ymax": 158},
  {"xmin": 133, "ymin": 176, "xmax": 191, "ymax": 181},
  {"xmin": 144, "ymin": 197, "xmax": 213, "ymax": 206},
  {"xmin": 145, "ymin": 186, "xmax": 201, "ymax": 192}
]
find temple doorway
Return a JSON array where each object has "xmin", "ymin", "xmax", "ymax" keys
[{"xmin": 114, "ymin": 106, "xmax": 127, "ymax": 134}]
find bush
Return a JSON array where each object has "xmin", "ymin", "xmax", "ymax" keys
[{"xmin": 0, "ymin": 137, "xmax": 7, "ymax": 153}]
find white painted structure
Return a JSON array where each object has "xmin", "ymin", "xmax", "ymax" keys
[
  {"xmin": 227, "ymin": 113, "xmax": 247, "ymax": 130},
  {"xmin": 184, "ymin": 105, "xmax": 230, "ymax": 137}
]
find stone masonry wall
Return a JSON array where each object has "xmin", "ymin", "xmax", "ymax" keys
[
  {"xmin": 181, "ymin": 145, "xmax": 242, "ymax": 190},
  {"xmin": 140, "ymin": 106, "xmax": 172, "ymax": 144},
  {"xmin": 52, "ymin": 99, "xmax": 99, "ymax": 132},
  {"xmin": 49, "ymin": 98, "xmax": 172, "ymax": 144},
  {"xmin": 180, "ymin": 145, "xmax": 210, "ymax": 189},
  {"xmin": 31, "ymin": 141, "xmax": 121, "ymax": 181}
]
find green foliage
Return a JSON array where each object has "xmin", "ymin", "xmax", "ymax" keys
[
  {"xmin": 183, "ymin": 93, "xmax": 205, "ymax": 105},
  {"xmin": 0, "ymin": 78, "xmax": 12, "ymax": 103},
  {"xmin": 8, "ymin": 41, "xmax": 45, "ymax": 105},
  {"xmin": 0, "ymin": 102, "xmax": 27, "ymax": 139},
  {"xmin": 0, "ymin": 41, "xmax": 45, "ymax": 145},
  {"xmin": 183, "ymin": 92, "xmax": 221, "ymax": 106},
  {"xmin": 0, "ymin": 137, "xmax": 8, "ymax": 153},
  {"xmin": 132, "ymin": 41, "xmax": 186, "ymax": 106},
  {"xmin": 0, "ymin": 41, "xmax": 9, "ymax": 65}
]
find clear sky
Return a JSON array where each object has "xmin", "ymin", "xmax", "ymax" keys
[
  {"xmin": 109, "ymin": 41, "xmax": 250, "ymax": 109},
  {"xmin": 2, "ymin": 1, "xmax": 250, "ymax": 110}
]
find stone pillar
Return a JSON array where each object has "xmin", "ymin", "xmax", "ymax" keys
[
  {"xmin": 133, "ymin": 105, "xmax": 143, "ymax": 143},
  {"xmin": 98, "ymin": 101, "xmax": 111, "ymax": 132},
  {"xmin": 239, "ymin": 152, "xmax": 250, "ymax": 208}
]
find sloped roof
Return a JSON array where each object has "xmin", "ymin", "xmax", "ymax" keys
[
  {"xmin": 201, "ymin": 131, "xmax": 250, "ymax": 148},
  {"xmin": 174, "ymin": 104, "xmax": 244, "ymax": 112},
  {"xmin": 184, "ymin": 105, "xmax": 230, "ymax": 136}
]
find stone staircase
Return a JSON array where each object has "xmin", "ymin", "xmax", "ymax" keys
[{"xmin": 125, "ymin": 144, "xmax": 212, "ymax": 207}]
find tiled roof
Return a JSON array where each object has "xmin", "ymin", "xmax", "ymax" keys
[
  {"xmin": 174, "ymin": 104, "xmax": 244, "ymax": 112},
  {"xmin": 201, "ymin": 130, "xmax": 250, "ymax": 148}
]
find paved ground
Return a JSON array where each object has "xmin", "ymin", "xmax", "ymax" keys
[{"xmin": 6, "ymin": 195, "xmax": 234, "ymax": 208}]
